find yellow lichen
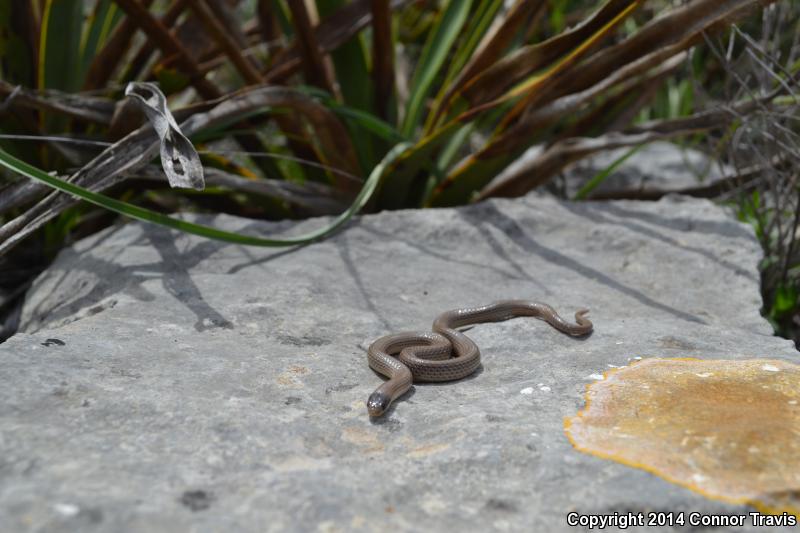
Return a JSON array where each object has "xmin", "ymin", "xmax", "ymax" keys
[{"xmin": 565, "ymin": 358, "xmax": 800, "ymax": 516}]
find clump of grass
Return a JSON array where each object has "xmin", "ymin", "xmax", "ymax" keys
[
  {"xmin": 1, "ymin": 0, "xmax": 782, "ymax": 242},
  {"xmin": 0, "ymin": 0, "xmax": 793, "ymax": 338},
  {"xmin": 697, "ymin": 2, "xmax": 800, "ymax": 342}
]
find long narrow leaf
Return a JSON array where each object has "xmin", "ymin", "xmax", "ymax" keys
[
  {"xmin": 434, "ymin": 0, "xmax": 545, "ymax": 124},
  {"xmin": 0, "ymin": 143, "xmax": 410, "ymax": 248},
  {"xmin": 550, "ymin": 0, "xmax": 771, "ymax": 100},
  {"xmin": 80, "ymin": 0, "xmax": 123, "ymax": 78},
  {"xmin": 400, "ymin": 0, "xmax": 473, "ymax": 137},
  {"xmin": 456, "ymin": 0, "xmax": 638, "ymax": 109},
  {"xmin": 0, "ymin": 2, "xmax": 37, "ymax": 87},
  {"xmin": 424, "ymin": 0, "xmax": 502, "ymax": 134},
  {"xmin": 38, "ymin": 0, "xmax": 83, "ymax": 92},
  {"xmin": 0, "ymin": 80, "xmax": 115, "ymax": 125},
  {"xmin": 476, "ymin": 96, "xmax": 777, "ymax": 200},
  {"xmin": 573, "ymin": 144, "xmax": 644, "ymax": 200},
  {"xmin": 317, "ymin": 0, "xmax": 372, "ymax": 112},
  {"xmin": 296, "ymin": 85, "xmax": 405, "ymax": 143},
  {"xmin": 370, "ymin": 0, "xmax": 396, "ymax": 121},
  {"xmin": 317, "ymin": 0, "xmax": 376, "ymax": 170},
  {"xmin": 496, "ymin": 0, "xmax": 641, "ymax": 130},
  {"xmin": 376, "ymin": 120, "xmax": 462, "ymax": 208}
]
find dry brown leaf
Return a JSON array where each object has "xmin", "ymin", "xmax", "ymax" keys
[
  {"xmin": 0, "ymin": 84, "xmax": 363, "ymax": 256},
  {"xmin": 431, "ymin": 0, "xmax": 546, "ymax": 126},
  {"xmin": 458, "ymin": 0, "xmax": 639, "ymax": 109},
  {"xmin": 265, "ymin": 0, "xmax": 409, "ymax": 82},
  {"xmin": 547, "ymin": 0, "xmax": 776, "ymax": 102},
  {"xmin": 0, "ymin": 81, "xmax": 115, "ymax": 125},
  {"xmin": 476, "ymin": 108, "xmax": 746, "ymax": 199}
]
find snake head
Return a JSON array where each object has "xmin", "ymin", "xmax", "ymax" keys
[{"xmin": 367, "ymin": 392, "xmax": 391, "ymax": 417}]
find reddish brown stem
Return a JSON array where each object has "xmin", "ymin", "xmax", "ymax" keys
[
  {"xmin": 85, "ymin": 0, "xmax": 156, "ymax": 90},
  {"xmin": 125, "ymin": 0, "xmax": 188, "ymax": 82},
  {"xmin": 286, "ymin": 0, "xmax": 336, "ymax": 94},
  {"xmin": 113, "ymin": 0, "xmax": 221, "ymax": 100},
  {"xmin": 186, "ymin": 0, "xmax": 263, "ymax": 85},
  {"xmin": 370, "ymin": 0, "xmax": 394, "ymax": 120}
]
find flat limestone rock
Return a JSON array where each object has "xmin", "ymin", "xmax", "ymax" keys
[
  {"xmin": 1, "ymin": 193, "xmax": 797, "ymax": 532},
  {"xmin": 498, "ymin": 142, "xmax": 729, "ymax": 199},
  {"xmin": 562, "ymin": 142, "xmax": 729, "ymax": 198}
]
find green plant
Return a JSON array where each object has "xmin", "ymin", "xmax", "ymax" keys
[
  {"xmin": 0, "ymin": 0, "xmax": 788, "ymax": 255},
  {"xmin": 701, "ymin": 2, "xmax": 800, "ymax": 342}
]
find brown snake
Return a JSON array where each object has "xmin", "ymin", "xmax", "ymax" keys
[{"xmin": 366, "ymin": 301, "xmax": 593, "ymax": 417}]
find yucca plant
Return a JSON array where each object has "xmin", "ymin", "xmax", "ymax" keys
[{"xmin": 0, "ymin": 0, "xmax": 788, "ymax": 259}]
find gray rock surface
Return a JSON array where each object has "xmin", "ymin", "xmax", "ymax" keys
[
  {"xmin": 500, "ymin": 142, "xmax": 729, "ymax": 199},
  {"xmin": 563, "ymin": 142, "xmax": 729, "ymax": 198},
  {"xmin": 1, "ymin": 193, "xmax": 797, "ymax": 532}
]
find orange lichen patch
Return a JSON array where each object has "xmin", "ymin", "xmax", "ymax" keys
[
  {"xmin": 276, "ymin": 365, "xmax": 310, "ymax": 387},
  {"xmin": 341, "ymin": 426, "xmax": 384, "ymax": 454},
  {"xmin": 406, "ymin": 442, "xmax": 451, "ymax": 458},
  {"xmin": 565, "ymin": 358, "xmax": 800, "ymax": 516}
]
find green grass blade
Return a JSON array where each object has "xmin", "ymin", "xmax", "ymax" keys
[
  {"xmin": 0, "ymin": 3, "xmax": 35, "ymax": 86},
  {"xmin": 80, "ymin": 0, "xmax": 124, "ymax": 79},
  {"xmin": 317, "ymin": 1, "xmax": 372, "ymax": 112},
  {"xmin": 427, "ymin": 149, "xmax": 518, "ymax": 207},
  {"xmin": 0, "ymin": 143, "xmax": 410, "ymax": 247},
  {"xmin": 311, "ymin": 1, "xmax": 377, "ymax": 171},
  {"xmin": 400, "ymin": 0, "xmax": 474, "ymax": 137},
  {"xmin": 573, "ymin": 143, "xmax": 644, "ymax": 200},
  {"xmin": 331, "ymin": 105, "xmax": 406, "ymax": 144},
  {"xmin": 0, "ymin": 3, "xmax": 37, "ymax": 162},
  {"xmin": 294, "ymin": 86, "xmax": 406, "ymax": 143},
  {"xmin": 425, "ymin": 0, "xmax": 502, "ymax": 133},
  {"xmin": 445, "ymin": 0, "xmax": 501, "ymax": 83},
  {"xmin": 271, "ymin": 0, "xmax": 294, "ymax": 38},
  {"xmin": 38, "ymin": 0, "xmax": 83, "ymax": 91},
  {"xmin": 328, "ymin": 37, "xmax": 375, "ymax": 168},
  {"xmin": 377, "ymin": 120, "xmax": 463, "ymax": 208},
  {"xmin": 436, "ymin": 123, "xmax": 473, "ymax": 172}
]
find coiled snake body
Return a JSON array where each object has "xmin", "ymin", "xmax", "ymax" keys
[{"xmin": 366, "ymin": 300, "xmax": 592, "ymax": 417}]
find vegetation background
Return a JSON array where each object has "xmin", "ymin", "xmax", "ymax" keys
[{"xmin": 0, "ymin": 0, "xmax": 798, "ymax": 341}]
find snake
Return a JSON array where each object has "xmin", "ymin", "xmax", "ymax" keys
[{"xmin": 366, "ymin": 300, "xmax": 593, "ymax": 417}]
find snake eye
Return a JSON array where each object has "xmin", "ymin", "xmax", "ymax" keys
[{"xmin": 367, "ymin": 392, "xmax": 391, "ymax": 417}]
